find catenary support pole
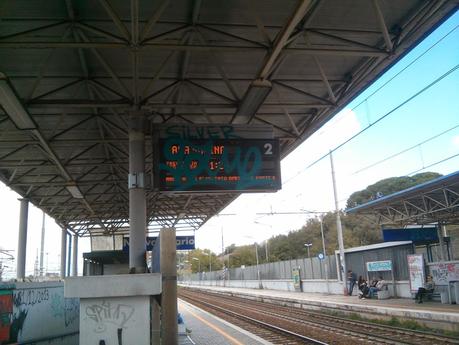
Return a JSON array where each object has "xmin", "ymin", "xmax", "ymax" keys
[
  {"xmin": 330, "ymin": 151, "xmax": 347, "ymax": 295},
  {"xmin": 16, "ymin": 198, "xmax": 29, "ymax": 280},
  {"xmin": 129, "ymin": 112, "xmax": 146, "ymax": 273},
  {"xmin": 160, "ymin": 227, "xmax": 178, "ymax": 345},
  {"xmin": 72, "ymin": 235, "xmax": 78, "ymax": 276},
  {"xmin": 320, "ymin": 216, "xmax": 330, "ymax": 294},
  {"xmin": 60, "ymin": 228, "xmax": 67, "ymax": 278}
]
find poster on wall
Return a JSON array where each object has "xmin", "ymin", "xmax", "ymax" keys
[
  {"xmin": 292, "ymin": 268, "xmax": 302, "ymax": 292},
  {"xmin": 428, "ymin": 261, "xmax": 459, "ymax": 286},
  {"xmin": 407, "ymin": 254, "xmax": 425, "ymax": 293}
]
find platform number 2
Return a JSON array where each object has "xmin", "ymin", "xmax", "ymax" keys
[{"xmin": 264, "ymin": 143, "xmax": 273, "ymax": 155}]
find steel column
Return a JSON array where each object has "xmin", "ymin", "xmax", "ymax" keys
[
  {"xmin": 72, "ymin": 235, "xmax": 78, "ymax": 276},
  {"xmin": 129, "ymin": 113, "xmax": 146, "ymax": 272},
  {"xmin": 16, "ymin": 198, "xmax": 29, "ymax": 280},
  {"xmin": 67, "ymin": 232, "xmax": 72, "ymax": 277},
  {"xmin": 39, "ymin": 211, "xmax": 45, "ymax": 276},
  {"xmin": 60, "ymin": 227, "xmax": 67, "ymax": 278}
]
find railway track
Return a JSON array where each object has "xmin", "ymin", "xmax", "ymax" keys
[
  {"xmin": 178, "ymin": 288, "xmax": 459, "ymax": 345},
  {"xmin": 181, "ymin": 293, "xmax": 327, "ymax": 344}
]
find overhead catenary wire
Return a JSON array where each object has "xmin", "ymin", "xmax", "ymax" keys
[
  {"xmin": 350, "ymin": 24, "xmax": 458, "ymax": 113},
  {"xmin": 214, "ymin": 23, "xmax": 459, "ymax": 217},
  {"xmin": 280, "ymin": 24, "xmax": 459, "ymax": 186},
  {"xmin": 406, "ymin": 151, "xmax": 459, "ymax": 176},
  {"xmin": 282, "ymin": 63, "xmax": 459, "ymax": 187},
  {"xmin": 352, "ymin": 122, "xmax": 459, "ymax": 175}
]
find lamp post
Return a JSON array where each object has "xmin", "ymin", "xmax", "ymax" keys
[
  {"xmin": 245, "ymin": 235, "xmax": 261, "ymax": 288},
  {"xmin": 192, "ymin": 257, "xmax": 200, "ymax": 277},
  {"xmin": 304, "ymin": 243, "xmax": 314, "ymax": 279},
  {"xmin": 301, "ymin": 209, "xmax": 331, "ymax": 293},
  {"xmin": 202, "ymin": 252, "xmax": 211, "ymax": 274}
]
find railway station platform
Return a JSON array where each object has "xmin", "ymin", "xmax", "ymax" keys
[
  {"xmin": 178, "ymin": 299, "xmax": 271, "ymax": 345},
  {"xmin": 178, "ymin": 284, "xmax": 459, "ymax": 332}
]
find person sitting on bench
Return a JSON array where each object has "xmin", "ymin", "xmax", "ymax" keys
[
  {"xmin": 368, "ymin": 276, "xmax": 385, "ymax": 298},
  {"xmin": 415, "ymin": 275, "xmax": 435, "ymax": 303},
  {"xmin": 358, "ymin": 276, "xmax": 370, "ymax": 299}
]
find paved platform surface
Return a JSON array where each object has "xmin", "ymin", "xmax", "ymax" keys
[
  {"xmin": 178, "ymin": 300, "xmax": 271, "ymax": 345},
  {"xmin": 179, "ymin": 284, "xmax": 459, "ymax": 330}
]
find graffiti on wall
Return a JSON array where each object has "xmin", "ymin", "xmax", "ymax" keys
[
  {"xmin": 1, "ymin": 285, "xmax": 79, "ymax": 343},
  {"xmin": 0, "ymin": 292, "xmax": 13, "ymax": 342},
  {"xmin": 13, "ymin": 288, "xmax": 49, "ymax": 307},
  {"xmin": 430, "ymin": 261, "xmax": 459, "ymax": 285}
]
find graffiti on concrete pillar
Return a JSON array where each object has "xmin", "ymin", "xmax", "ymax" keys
[{"xmin": 86, "ymin": 300, "xmax": 134, "ymax": 333}]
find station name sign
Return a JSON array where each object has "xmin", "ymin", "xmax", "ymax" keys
[
  {"xmin": 153, "ymin": 125, "xmax": 282, "ymax": 192},
  {"xmin": 122, "ymin": 235, "xmax": 195, "ymax": 251}
]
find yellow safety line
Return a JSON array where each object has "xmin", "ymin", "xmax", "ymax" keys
[{"xmin": 185, "ymin": 307, "xmax": 245, "ymax": 345}]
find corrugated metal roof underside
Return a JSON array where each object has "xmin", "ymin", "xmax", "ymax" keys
[{"xmin": 0, "ymin": 0, "xmax": 457, "ymax": 235}]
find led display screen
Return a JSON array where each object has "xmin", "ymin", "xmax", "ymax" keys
[{"xmin": 154, "ymin": 137, "xmax": 281, "ymax": 192}]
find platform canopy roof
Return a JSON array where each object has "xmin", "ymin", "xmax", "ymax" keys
[
  {"xmin": 346, "ymin": 171, "xmax": 459, "ymax": 226},
  {"xmin": 0, "ymin": 0, "xmax": 457, "ymax": 236}
]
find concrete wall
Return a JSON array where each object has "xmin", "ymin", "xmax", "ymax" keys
[
  {"xmin": 181, "ymin": 278, "xmax": 413, "ymax": 298},
  {"xmin": 103, "ymin": 264, "xmax": 129, "ymax": 275},
  {"xmin": 80, "ymin": 296, "xmax": 149, "ymax": 345},
  {"xmin": 0, "ymin": 281, "xmax": 79, "ymax": 344}
]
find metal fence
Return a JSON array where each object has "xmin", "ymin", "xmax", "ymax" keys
[{"xmin": 183, "ymin": 254, "xmax": 338, "ymax": 281}]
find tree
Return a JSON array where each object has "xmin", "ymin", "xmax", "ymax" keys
[
  {"xmin": 346, "ymin": 172, "xmax": 441, "ymax": 208},
  {"xmin": 217, "ymin": 172, "xmax": 444, "ymax": 269},
  {"xmin": 230, "ymin": 245, "xmax": 257, "ymax": 267},
  {"xmin": 187, "ymin": 249, "xmax": 222, "ymax": 273}
]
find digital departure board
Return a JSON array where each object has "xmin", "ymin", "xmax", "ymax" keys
[{"xmin": 154, "ymin": 137, "xmax": 281, "ymax": 192}]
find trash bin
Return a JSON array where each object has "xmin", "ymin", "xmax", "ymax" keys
[{"xmin": 440, "ymin": 290, "xmax": 450, "ymax": 304}]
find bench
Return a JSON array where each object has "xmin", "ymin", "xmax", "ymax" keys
[
  {"xmin": 425, "ymin": 291, "xmax": 441, "ymax": 301},
  {"xmin": 377, "ymin": 289, "xmax": 390, "ymax": 299},
  {"xmin": 414, "ymin": 289, "xmax": 441, "ymax": 302}
]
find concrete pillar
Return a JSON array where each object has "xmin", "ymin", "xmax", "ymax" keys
[
  {"xmin": 72, "ymin": 235, "xmax": 78, "ymax": 276},
  {"xmin": 160, "ymin": 228, "xmax": 177, "ymax": 345},
  {"xmin": 151, "ymin": 297, "xmax": 161, "ymax": 345},
  {"xmin": 16, "ymin": 198, "xmax": 29, "ymax": 280},
  {"xmin": 129, "ymin": 114, "xmax": 146, "ymax": 273},
  {"xmin": 60, "ymin": 228, "xmax": 67, "ymax": 278}
]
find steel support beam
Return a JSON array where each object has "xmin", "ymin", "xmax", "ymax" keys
[
  {"xmin": 60, "ymin": 227, "xmax": 67, "ymax": 278},
  {"xmin": 72, "ymin": 235, "xmax": 78, "ymax": 276},
  {"xmin": 16, "ymin": 198, "xmax": 29, "ymax": 280},
  {"xmin": 259, "ymin": 0, "xmax": 312, "ymax": 79}
]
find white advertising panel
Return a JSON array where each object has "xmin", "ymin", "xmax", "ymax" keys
[{"xmin": 407, "ymin": 254, "xmax": 425, "ymax": 292}]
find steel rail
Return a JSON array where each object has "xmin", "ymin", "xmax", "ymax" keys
[
  {"xmin": 179, "ymin": 294, "xmax": 328, "ymax": 345},
  {"xmin": 180, "ymin": 289, "xmax": 459, "ymax": 345}
]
